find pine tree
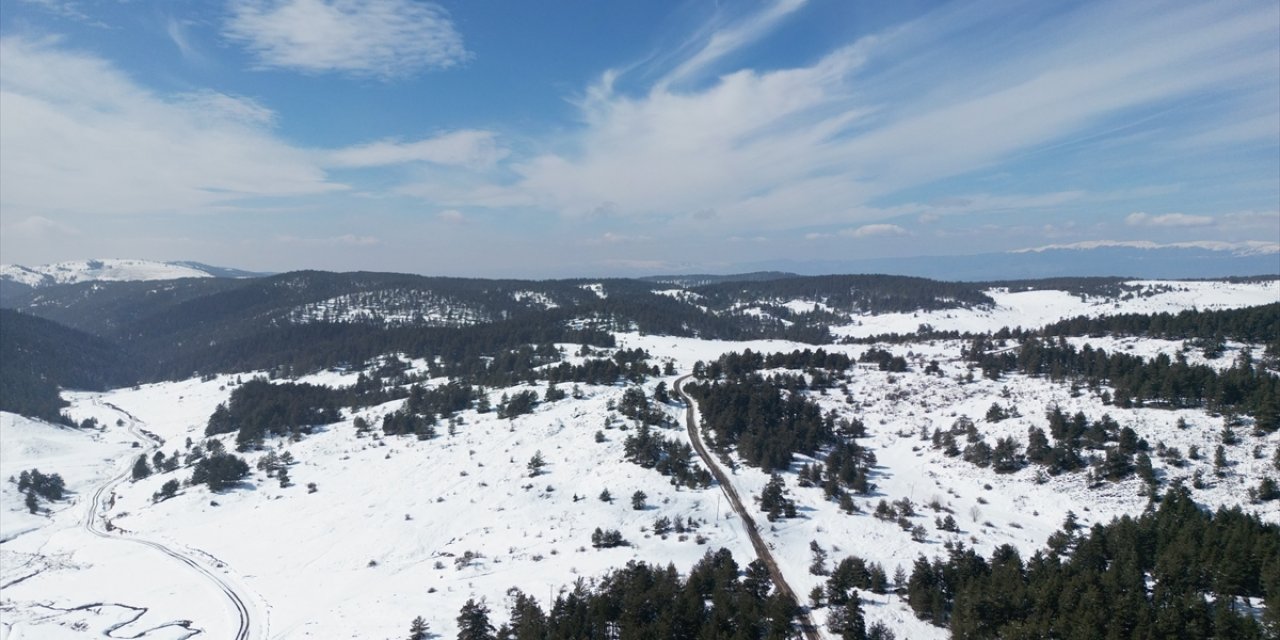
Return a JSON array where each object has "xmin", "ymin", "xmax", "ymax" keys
[
  {"xmin": 631, "ymin": 490, "xmax": 647, "ymax": 510},
  {"xmin": 826, "ymin": 590, "xmax": 867, "ymax": 640},
  {"xmin": 408, "ymin": 615, "xmax": 429, "ymax": 640},
  {"xmin": 132, "ymin": 454, "xmax": 152, "ymax": 481},
  {"xmin": 456, "ymin": 598, "xmax": 494, "ymax": 640},
  {"xmin": 809, "ymin": 540, "xmax": 829, "ymax": 576},
  {"xmin": 527, "ymin": 451, "xmax": 546, "ymax": 477}
]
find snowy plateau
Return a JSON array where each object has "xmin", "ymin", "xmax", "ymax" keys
[{"xmin": 2, "ymin": 278, "xmax": 1278, "ymax": 639}]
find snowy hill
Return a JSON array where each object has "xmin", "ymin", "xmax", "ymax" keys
[{"xmin": 0, "ymin": 258, "xmax": 253, "ymax": 289}]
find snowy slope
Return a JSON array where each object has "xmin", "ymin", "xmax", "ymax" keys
[
  {"xmin": 7, "ymin": 374, "xmax": 756, "ymax": 639},
  {"xmin": 0, "ymin": 411, "xmax": 252, "ymax": 640},
  {"xmin": 0, "ymin": 259, "xmax": 225, "ymax": 288}
]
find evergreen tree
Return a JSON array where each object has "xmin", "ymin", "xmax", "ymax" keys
[
  {"xmin": 456, "ymin": 598, "xmax": 494, "ymax": 640},
  {"xmin": 631, "ymin": 490, "xmax": 647, "ymax": 510},
  {"xmin": 827, "ymin": 591, "xmax": 867, "ymax": 640},
  {"xmin": 132, "ymin": 454, "xmax": 152, "ymax": 480},
  {"xmin": 527, "ymin": 451, "xmax": 546, "ymax": 477},
  {"xmin": 408, "ymin": 616, "xmax": 429, "ymax": 640}
]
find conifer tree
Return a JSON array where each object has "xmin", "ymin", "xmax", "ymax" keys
[
  {"xmin": 132, "ymin": 454, "xmax": 152, "ymax": 480},
  {"xmin": 408, "ymin": 616, "xmax": 429, "ymax": 640},
  {"xmin": 456, "ymin": 598, "xmax": 494, "ymax": 640}
]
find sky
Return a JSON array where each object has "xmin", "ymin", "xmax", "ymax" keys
[{"xmin": 0, "ymin": 0, "xmax": 1277, "ymax": 277}]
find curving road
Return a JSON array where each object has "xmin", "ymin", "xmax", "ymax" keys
[
  {"xmin": 86, "ymin": 401, "xmax": 258, "ymax": 640},
  {"xmin": 674, "ymin": 376, "xmax": 821, "ymax": 640}
]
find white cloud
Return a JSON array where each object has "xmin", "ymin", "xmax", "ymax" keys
[
  {"xmin": 1125, "ymin": 212, "xmax": 1215, "ymax": 227},
  {"xmin": 405, "ymin": 2, "xmax": 1276, "ymax": 233},
  {"xmin": 176, "ymin": 90, "xmax": 277, "ymax": 126},
  {"xmin": 0, "ymin": 36, "xmax": 342, "ymax": 217},
  {"xmin": 841, "ymin": 224, "xmax": 907, "ymax": 239},
  {"xmin": 224, "ymin": 0, "xmax": 468, "ymax": 78},
  {"xmin": 329, "ymin": 130, "xmax": 506, "ymax": 170}
]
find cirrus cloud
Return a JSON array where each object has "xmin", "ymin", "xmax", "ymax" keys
[
  {"xmin": 224, "ymin": 0, "xmax": 468, "ymax": 79},
  {"xmin": 328, "ymin": 130, "xmax": 507, "ymax": 170}
]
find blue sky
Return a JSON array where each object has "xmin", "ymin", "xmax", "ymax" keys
[{"xmin": 1, "ymin": 0, "xmax": 1276, "ymax": 277}]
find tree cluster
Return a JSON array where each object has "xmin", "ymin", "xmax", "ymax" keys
[
  {"xmin": 190, "ymin": 452, "xmax": 250, "ymax": 491},
  {"xmin": 622, "ymin": 424, "xmax": 712, "ymax": 489},
  {"xmin": 687, "ymin": 376, "xmax": 835, "ymax": 470},
  {"xmin": 206, "ymin": 379, "xmax": 341, "ymax": 448},
  {"xmin": 906, "ymin": 487, "xmax": 1279, "ymax": 639}
]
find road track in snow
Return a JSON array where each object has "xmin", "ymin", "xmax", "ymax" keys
[
  {"xmin": 87, "ymin": 401, "xmax": 258, "ymax": 640},
  {"xmin": 674, "ymin": 376, "xmax": 822, "ymax": 640}
]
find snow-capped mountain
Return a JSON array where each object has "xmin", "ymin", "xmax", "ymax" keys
[{"xmin": 0, "ymin": 258, "xmax": 260, "ymax": 289}]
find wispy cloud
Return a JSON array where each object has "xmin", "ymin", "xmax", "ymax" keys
[
  {"xmin": 328, "ymin": 130, "xmax": 506, "ymax": 170},
  {"xmin": 224, "ymin": 0, "xmax": 468, "ymax": 79},
  {"xmin": 0, "ymin": 36, "xmax": 342, "ymax": 217},
  {"xmin": 660, "ymin": 0, "xmax": 808, "ymax": 89},
  {"xmin": 166, "ymin": 17, "xmax": 204, "ymax": 62},
  {"xmin": 404, "ymin": 1, "xmax": 1276, "ymax": 236},
  {"xmin": 18, "ymin": 0, "xmax": 103, "ymax": 26},
  {"xmin": 1125, "ymin": 212, "xmax": 1215, "ymax": 228}
]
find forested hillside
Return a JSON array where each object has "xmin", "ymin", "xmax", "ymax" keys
[{"xmin": 0, "ymin": 309, "xmax": 137, "ymax": 422}]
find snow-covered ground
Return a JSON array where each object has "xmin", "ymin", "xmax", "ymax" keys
[
  {"xmin": 0, "ymin": 411, "xmax": 251, "ymax": 640},
  {"xmin": 2, "ymin": 374, "xmax": 758, "ymax": 639},
  {"xmin": 830, "ymin": 279, "xmax": 1279, "ymax": 339},
  {"xmin": 2, "ymin": 278, "xmax": 1276, "ymax": 639}
]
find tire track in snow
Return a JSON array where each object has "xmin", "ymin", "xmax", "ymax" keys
[
  {"xmin": 87, "ymin": 401, "xmax": 259, "ymax": 640},
  {"xmin": 674, "ymin": 376, "xmax": 822, "ymax": 640}
]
